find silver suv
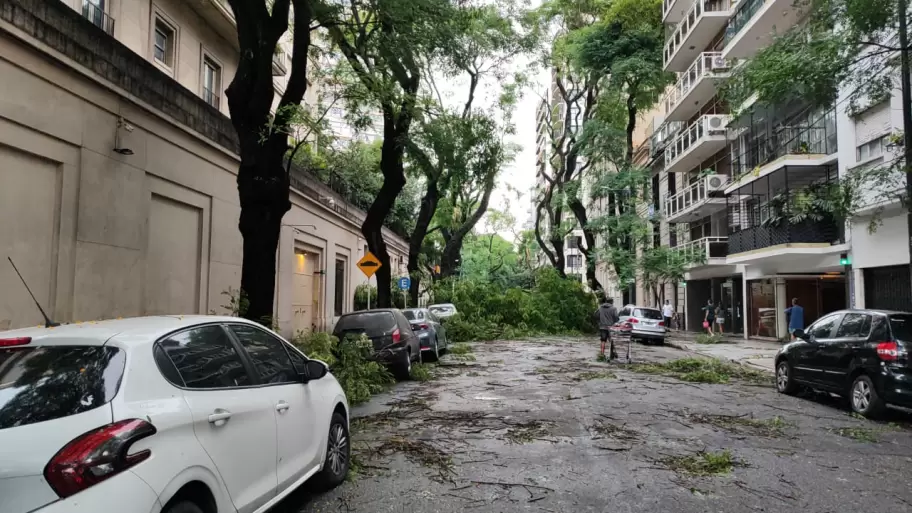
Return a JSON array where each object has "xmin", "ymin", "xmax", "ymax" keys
[{"xmin": 618, "ymin": 305, "xmax": 666, "ymax": 345}]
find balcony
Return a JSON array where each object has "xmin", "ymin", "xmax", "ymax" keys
[
  {"xmin": 676, "ymin": 236, "xmax": 729, "ymax": 265},
  {"xmin": 664, "ymin": 177, "xmax": 728, "ymax": 223},
  {"xmin": 273, "ymin": 48, "xmax": 288, "ymax": 76},
  {"xmin": 664, "ymin": 115, "xmax": 730, "ymax": 174},
  {"xmin": 663, "ymin": 0, "xmax": 695, "ymax": 24},
  {"xmin": 664, "ymin": 53, "xmax": 732, "ymax": 122},
  {"xmin": 728, "ymin": 218, "xmax": 842, "ymax": 255},
  {"xmin": 648, "ymin": 120, "xmax": 684, "ymax": 159},
  {"xmin": 722, "ymin": 0, "xmax": 805, "ymax": 60},
  {"xmin": 664, "ymin": 0, "xmax": 732, "ymax": 72},
  {"xmin": 82, "ymin": 1, "xmax": 114, "ymax": 36},
  {"xmin": 186, "ymin": 0, "xmax": 239, "ymax": 48},
  {"xmin": 727, "ymin": 108, "xmax": 838, "ymax": 194}
]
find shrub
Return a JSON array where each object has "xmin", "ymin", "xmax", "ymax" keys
[
  {"xmin": 292, "ymin": 331, "xmax": 394, "ymax": 405},
  {"xmin": 430, "ymin": 268, "xmax": 597, "ymax": 342},
  {"xmin": 695, "ymin": 333, "xmax": 726, "ymax": 344}
]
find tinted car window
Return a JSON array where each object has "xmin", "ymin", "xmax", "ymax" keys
[
  {"xmin": 403, "ymin": 310, "xmax": 417, "ymax": 321},
  {"xmin": 888, "ymin": 314, "xmax": 912, "ymax": 340},
  {"xmin": 870, "ymin": 315, "xmax": 890, "ymax": 340},
  {"xmin": 0, "ymin": 346, "xmax": 125, "ymax": 429},
  {"xmin": 835, "ymin": 314, "xmax": 871, "ymax": 338},
  {"xmin": 634, "ymin": 309, "xmax": 663, "ymax": 320},
  {"xmin": 808, "ymin": 314, "xmax": 840, "ymax": 339},
  {"xmin": 158, "ymin": 325, "xmax": 252, "ymax": 388},
  {"xmin": 618, "ymin": 308, "xmax": 630, "ymax": 317},
  {"xmin": 335, "ymin": 312, "xmax": 397, "ymax": 337},
  {"xmin": 229, "ymin": 325, "xmax": 297, "ymax": 384}
]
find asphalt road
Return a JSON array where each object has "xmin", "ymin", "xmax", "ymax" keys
[{"xmin": 276, "ymin": 337, "xmax": 912, "ymax": 513}]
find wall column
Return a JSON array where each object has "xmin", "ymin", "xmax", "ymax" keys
[
  {"xmin": 742, "ymin": 274, "xmax": 749, "ymax": 340},
  {"xmin": 775, "ymin": 277, "xmax": 787, "ymax": 340}
]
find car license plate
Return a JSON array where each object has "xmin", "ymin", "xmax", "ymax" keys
[{"xmin": 643, "ymin": 321, "xmax": 656, "ymax": 326}]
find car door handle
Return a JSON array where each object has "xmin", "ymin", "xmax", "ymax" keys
[
  {"xmin": 208, "ymin": 409, "xmax": 232, "ymax": 426},
  {"xmin": 275, "ymin": 401, "xmax": 290, "ymax": 413}
]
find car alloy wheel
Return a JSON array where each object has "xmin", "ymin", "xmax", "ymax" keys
[
  {"xmin": 852, "ymin": 378, "xmax": 871, "ymax": 412},
  {"xmin": 327, "ymin": 422, "xmax": 348, "ymax": 477},
  {"xmin": 776, "ymin": 363, "xmax": 789, "ymax": 392}
]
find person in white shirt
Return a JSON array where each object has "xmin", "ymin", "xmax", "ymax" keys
[{"xmin": 662, "ymin": 299, "xmax": 674, "ymax": 331}]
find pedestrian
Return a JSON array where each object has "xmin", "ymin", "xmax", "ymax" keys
[
  {"xmin": 784, "ymin": 297, "xmax": 804, "ymax": 341},
  {"xmin": 702, "ymin": 299, "xmax": 715, "ymax": 334},
  {"xmin": 662, "ymin": 299, "xmax": 674, "ymax": 331},
  {"xmin": 715, "ymin": 304, "xmax": 725, "ymax": 335},
  {"xmin": 595, "ymin": 298, "xmax": 620, "ymax": 360}
]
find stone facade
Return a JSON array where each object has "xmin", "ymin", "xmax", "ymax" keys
[{"xmin": 0, "ymin": 0, "xmax": 408, "ymax": 336}]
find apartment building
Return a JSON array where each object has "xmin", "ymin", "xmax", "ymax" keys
[
  {"xmin": 0, "ymin": 0, "xmax": 408, "ymax": 335},
  {"xmin": 643, "ymin": 0, "xmax": 851, "ymax": 339}
]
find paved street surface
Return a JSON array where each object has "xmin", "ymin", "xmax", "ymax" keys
[{"xmin": 277, "ymin": 337, "xmax": 912, "ymax": 513}]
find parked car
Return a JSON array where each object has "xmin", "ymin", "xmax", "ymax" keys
[
  {"xmin": 618, "ymin": 305, "xmax": 666, "ymax": 345},
  {"xmin": 0, "ymin": 316, "xmax": 349, "ymax": 513},
  {"xmin": 402, "ymin": 308, "xmax": 449, "ymax": 361},
  {"xmin": 428, "ymin": 303, "xmax": 458, "ymax": 319},
  {"xmin": 775, "ymin": 308, "xmax": 912, "ymax": 417},
  {"xmin": 332, "ymin": 309, "xmax": 420, "ymax": 379}
]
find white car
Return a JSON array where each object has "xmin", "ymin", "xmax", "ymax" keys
[
  {"xmin": 0, "ymin": 316, "xmax": 350, "ymax": 513},
  {"xmin": 618, "ymin": 305, "xmax": 666, "ymax": 345},
  {"xmin": 428, "ymin": 303, "xmax": 458, "ymax": 319}
]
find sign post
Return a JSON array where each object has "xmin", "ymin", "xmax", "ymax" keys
[
  {"xmin": 357, "ymin": 252, "xmax": 382, "ymax": 310},
  {"xmin": 398, "ymin": 277, "xmax": 411, "ymax": 309}
]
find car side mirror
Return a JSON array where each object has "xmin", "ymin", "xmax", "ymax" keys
[
  {"xmin": 794, "ymin": 329, "xmax": 813, "ymax": 342},
  {"xmin": 300, "ymin": 360, "xmax": 328, "ymax": 382}
]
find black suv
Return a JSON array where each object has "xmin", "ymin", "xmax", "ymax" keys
[
  {"xmin": 775, "ymin": 309, "xmax": 912, "ymax": 417},
  {"xmin": 332, "ymin": 309, "xmax": 420, "ymax": 379}
]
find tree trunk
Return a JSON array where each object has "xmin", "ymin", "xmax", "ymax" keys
[
  {"xmin": 439, "ymin": 175, "xmax": 497, "ymax": 278},
  {"xmin": 568, "ymin": 197, "xmax": 603, "ymax": 293},
  {"xmin": 408, "ymin": 180, "xmax": 439, "ymax": 304},
  {"xmin": 365, "ymin": 121, "xmax": 408, "ymax": 308}
]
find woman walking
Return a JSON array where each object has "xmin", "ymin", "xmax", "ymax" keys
[
  {"xmin": 702, "ymin": 299, "xmax": 715, "ymax": 334},
  {"xmin": 715, "ymin": 304, "xmax": 725, "ymax": 335}
]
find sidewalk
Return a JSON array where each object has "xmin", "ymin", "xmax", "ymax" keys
[{"xmin": 664, "ymin": 330, "xmax": 782, "ymax": 373}]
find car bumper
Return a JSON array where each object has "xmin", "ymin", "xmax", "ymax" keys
[
  {"xmin": 36, "ymin": 470, "xmax": 160, "ymax": 513},
  {"xmin": 631, "ymin": 329, "xmax": 665, "ymax": 339},
  {"xmin": 878, "ymin": 364, "xmax": 912, "ymax": 408},
  {"xmin": 373, "ymin": 345, "xmax": 409, "ymax": 365}
]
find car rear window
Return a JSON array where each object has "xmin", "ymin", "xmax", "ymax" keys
[
  {"xmin": 403, "ymin": 310, "xmax": 417, "ymax": 320},
  {"xmin": 889, "ymin": 314, "xmax": 912, "ymax": 341},
  {"xmin": 634, "ymin": 309, "xmax": 663, "ymax": 320},
  {"xmin": 0, "ymin": 346, "xmax": 125, "ymax": 429},
  {"xmin": 335, "ymin": 312, "xmax": 397, "ymax": 336}
]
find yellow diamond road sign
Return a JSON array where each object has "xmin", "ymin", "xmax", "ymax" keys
[{"xmin": 357, "ymin": 251, "xmax": 382, "ymax": 279}]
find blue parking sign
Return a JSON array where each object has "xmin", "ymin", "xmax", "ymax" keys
[{"xmin": 398, "ymin": 277, "xmax": 411, "ymax": 290}]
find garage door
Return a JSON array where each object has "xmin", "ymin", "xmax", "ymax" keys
[{"xmin": 864, "ymin": 265, "xmax": 911, "ymax": 311}]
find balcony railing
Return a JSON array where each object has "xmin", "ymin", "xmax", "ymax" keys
[
  {"xmin": 664, "ymin": 52, "xmax": 731, "ymax": 119},
  {"xmin": 723, "ymin": 0, "xmax": 765, "ymax": 47},
  {"xmin": 204, "ymin": 88, "xmax": 221, "ymax": 110},
  {"xmin": 664, "ymin": 115, "xmax": 729, "ymax": 169},
  {"xmin": 730, "ymin": 111, "xmax": 838, "ymax": 180},
  {"xmin": 82, "ymin": 1, "xmax": 115, "ymax": 36},
  {"xmin": 664, "ymin": 0, "xmax": 731, "ymax": 69},
  {"xmin": 665, "ymin": 179, "xmax": 712, "ymax": 220},
  {"xmin": 649, "ymin": 121, "xmax": 684, "ymax": 158},
  {"xmin": 728, "ymin": 218, "xmax": 842, "ymax": 254},
  {"xmin": 676, "ymin": 236, "xmax": 729, "ymax": 262}
]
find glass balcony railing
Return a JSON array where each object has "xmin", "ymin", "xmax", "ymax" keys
[
  {"xmin": 664, "ymin": 52, "xmax": 731, "ymax": 115},
  {"xmin": 730, "ymin": 112, "xmax": 839, "ymax": 179},
  {"xmin": 664, "ymin": 0, "xmax": 731, "ymax": 67},
  {"xmin": 664, "ymin": 115, "xmax": 730, "ymax": 169},
  {"xmin": 724, "ymin": 0, "xmax": 765, "ymax": 46}
]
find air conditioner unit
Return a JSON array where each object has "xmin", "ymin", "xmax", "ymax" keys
[
  {"xmin": 710, "ymin": 56, "xmax": 730, "ymax": 71},
  {"xmin": 704, "ymin": 115, "xmax": 728, "ymax": 135},
  {"xmin": 704, "ymin": 174, "xmax": 729, "ymax": 192}
]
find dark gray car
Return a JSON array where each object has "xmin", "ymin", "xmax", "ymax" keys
[
  {"xmin": 403, "ymin": 308, "xmax": 449, "ymax": 362},
  {"xmin": 332, "ymin": 309, "xmax": 420, "ymax": 379}
]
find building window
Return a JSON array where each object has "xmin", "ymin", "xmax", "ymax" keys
[
  {"xmin": 334, "ymin": 259, "xmax": 346, "ymax": 316},
  {"xmin": 202, "ymin": 57, "xmax": 222, "ymax": 109},
  {"xmin": 83, "ymin": 0, "xmax": 114, "ymax": 36},
  {"xmin": 567, "ymin": 254, "xmax": 582, "ymax": 269},
  {"xmin": 153, "ymin": 17, "xmax": 176, "ymax": 69},
  {"xmin": 856, "ymin": 135, "xmax": 886, "ymax": 162}
]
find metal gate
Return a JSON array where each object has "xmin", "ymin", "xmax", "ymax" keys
[{"xmin": 864, "ymin": 265, "xmax": 911, "ymax": 311}]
